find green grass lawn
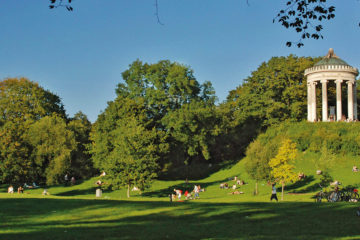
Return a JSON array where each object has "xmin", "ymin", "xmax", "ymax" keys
[{"xmin": 1, "ymin": 157, "xmax": 360, "ymax": 240}]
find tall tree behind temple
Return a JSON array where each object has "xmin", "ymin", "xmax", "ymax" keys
[{"xmin": 214, "ymin": 55, "xmax": 321, "ymax": 160}]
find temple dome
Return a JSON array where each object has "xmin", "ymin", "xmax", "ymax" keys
[{"xmin": 314, "ymin": 48, "xmax": 350, "ymax": 67}]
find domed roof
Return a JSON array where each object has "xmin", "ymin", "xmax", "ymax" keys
[{"xmin": 314, "ymin": 48, "xmax": 350, "ymax": 67}]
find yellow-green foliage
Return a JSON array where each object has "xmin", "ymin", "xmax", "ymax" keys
[{"xmin": 269, "ymin": 139, "xmax": 298, "ymax": 184}]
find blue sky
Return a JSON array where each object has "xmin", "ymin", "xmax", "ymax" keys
[{"xmin": 1, "ymin": 1, "xmax": 360, "ymax": 122}]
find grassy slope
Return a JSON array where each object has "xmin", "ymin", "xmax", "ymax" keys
[
  {"xmin": 1, "ymin": 122, "xmax": 360, "ymax": 239},
  {"xmin": 1, "ymin": 157, "xmax": 360, "ymax": 240}
]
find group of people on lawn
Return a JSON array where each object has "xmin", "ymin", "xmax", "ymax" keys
[
  {"xmin": 7, "ymin": 182, "xmax": 39, "ymax": 194},
  {"xmin": 7, "ymin": 173, "xmax": 77, "ymax": 195},
  {"xmin": 220, "ymin": 176, "xmax": 246, "ymax": 189},
  {"xmin": 172, "ymin": 185, "xmax": 203, "ymax": 201}
]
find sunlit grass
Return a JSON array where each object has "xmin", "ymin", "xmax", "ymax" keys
[{"xmin": 1, "ymin": 154, "xmax": 360, "ymax": 239}]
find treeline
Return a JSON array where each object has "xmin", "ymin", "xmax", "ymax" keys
[
  {"xmin": 0, "ymin": 78, "xmax": 94, "ymax": 185},
  {"xmin": 1, "ymin": 55, "xmax": 334, "ymax": 194}
]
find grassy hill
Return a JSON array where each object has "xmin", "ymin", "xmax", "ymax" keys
[{"xmin": 1, "ymin": 121, "xmax": 360, "ymax": 239}]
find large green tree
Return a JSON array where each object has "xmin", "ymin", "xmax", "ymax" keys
[
  {"xmin": 0, "ymin": 121, "xmax": 32, "ymax": 184},
  {"xmin": 117, "ymin": 60, "xmax": 217, "ymax": 167},
  {"xmin": 91, "ymin": 59, "xmax": 218, "ymax": 186},
  {"xmin": 90, "ymin": 96, "xmax": 168, "ymax": 197},
  {"xmin": 213, "ymin": 55, "xmax": 319, "ymax": 161},
  {"xmin": 27, "ymin": 114, "xmax": 76, "ymax": 185},
  {"xmin": 0, "ymin": 78, "xmax": 65, "ymax": 124},
  {"xmin": 244, "ymin": 139, "xmax": 274, "ymax": 195},
  {"xmin": 0, "ymin": 78, "xmax": 67, "ymax": 184},
  {"xmin": 227, "ymin": 55, "xmax": 320, "ymax": 127},
  {"xmin": 68, "ymin": 111, "xmax": 94, "ymax": 179},
  {"xmin": 0, "ymin": 78, "xmax": 92, "ymax": 185}
]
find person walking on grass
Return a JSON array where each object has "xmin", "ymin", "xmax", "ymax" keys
[
  {"xmin": 270, "ymin": 183, "xmax": 278, "ymax": 202},
  {"xmin": 194, "ymin": 185, "xmax": 200, "ymax": 199}
]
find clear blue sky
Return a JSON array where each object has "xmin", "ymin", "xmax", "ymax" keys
[{"xmin": 1, "ymin": 1, "xmax": 359, "ymax": 122}]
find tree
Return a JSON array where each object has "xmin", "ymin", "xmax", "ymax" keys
[
  {"xmin": 106, "ymin": 118, "xmax": 167, "ymax": 198},
  {"xmin": 0, "ymin": 121, "xmax": 32, "ymax": 184},
  {"xmin": 0, "ymin": 78, "xmax": 66, "ymax": 124},
  {"xmin": 244, "ymin": 139, "xmax": 274, "ymax": 195},
  {"xmin": 0, "ymin": 78, "xmax": 67, "ymax": 184},
  {"xmin": 162, "ymin": 100, "xmax": 220, "ymax": 166},
  {"xmin": 117, "ymin": 60, "xmax": 217, "ymax": 167},
  {"xmin": 67, "ymin": 111, "xmax": 95, "ymax": 179},
  {"xmin": 226, "ymin": 55, "xmax": 320, "ymax": 128},
  {"xmin": 214, "ymin": 55, "xmax": 319, "ymax": 161},
  {"xmin": 27, "ymin": 114, "xmax": 76, "ymax": 185},
  {"xmin": 269, "ymin": 139, "xmax": 298, "ymax": 200},
  {"xmin": 90, "ymin": 96, "xmax": 168, "ymax": 197}
]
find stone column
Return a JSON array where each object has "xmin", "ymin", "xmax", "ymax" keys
[
  {"xmin": 311, "ymin": 81, "xmax": 317, "ymax": 122},
  {"xmin": 321, "ymin": 80, "xmax": 328, "ymax": 121},
  {"xmin": 307, "ymin": 82, "xmax": 311, "ymax": 121},
  {"xmin": 335, "ymin": 79, "xmax": 343, "ymax": 121},
  {"xmin": 348, "ymin": 81, "xmax": 354, "ymax": 121},
  {"xmin": 354, "ymin": 82, "xmax": 358, "ymax": 120}
]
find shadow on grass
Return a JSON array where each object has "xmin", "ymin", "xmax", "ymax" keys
[
  {"xmin": 0, "ymin": 198, "xmax": 360, "ymax": 240},
  {"xmin": 286, "ymin": 175, "xmax": 318, "ymax": 193},
  {"xmin": 159, "ymin": 160, "xmax": 238, "ymax": 181},
  {"xmin": 54, "ymin": 187, "xmax": 96, "ymax": 196},
  {"xmin": 142, "ymin": 178, "xmax": 228, "ymax": 198}
]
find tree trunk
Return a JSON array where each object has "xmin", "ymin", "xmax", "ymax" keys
[
  {"xmin": 255, "ymin": 181, "xmax": 258, "ymax": 195},
  {"xmin": 127, "ymin": 184, "xmax": 130, "ymax": 198},
  {"xmin": 281, "ymin": 182, "xmax": 284, "ymax": 201}
]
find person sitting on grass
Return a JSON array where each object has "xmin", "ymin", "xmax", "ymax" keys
[
  {"xmin": 17, "ymin": 186, "xmax": 24, "ymax": 194},
  {"xmin": 71, "ymin": 177, "xmax": 76, "ymax": 185},
  {"xmin": 184, "ymin": 190, "xmax": 192, "ymax": 200},
  {"xmin": 298, "ymin": 172, "xmax": 306, "ymax": 180},
  {"xmin": 42, "ymin": 188, "xmax": 50, "ymax": 195},
  {"xmin": 220, "ymin": 183, "xmax": 229, "ymax": 189},
  {"xmin": 229, "ymin": 191, "xmax": 244, "ymax": 195},
  {"xmin": 95, "ymin": 180, "xmax": 102, "ymax": 186},
  {"xmin": 352, "ymin": 166, "xmax": 359, "ymax": 172},
  {"xmin": 8, "ymin": 185, "xmax": 14, "ymax": 194},
  {"xmin": 174, "ymin": 189, "xmax": 182, "ymax": 200}
]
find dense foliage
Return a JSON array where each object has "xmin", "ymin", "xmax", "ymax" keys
[
  {"xmin": 245, "ymin": 121, "xmax": 360, "ymax": 191},
  {"xmin": 215, "ymin": 55, "xmax": 321, "ymax": 161},
  {"xmin": 90, "ymin": 60, "xmax": 219, "ymax": 193},
  {"xmin": 0, "ymin": 78, "xmax": 92, "ymax": 185}
]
